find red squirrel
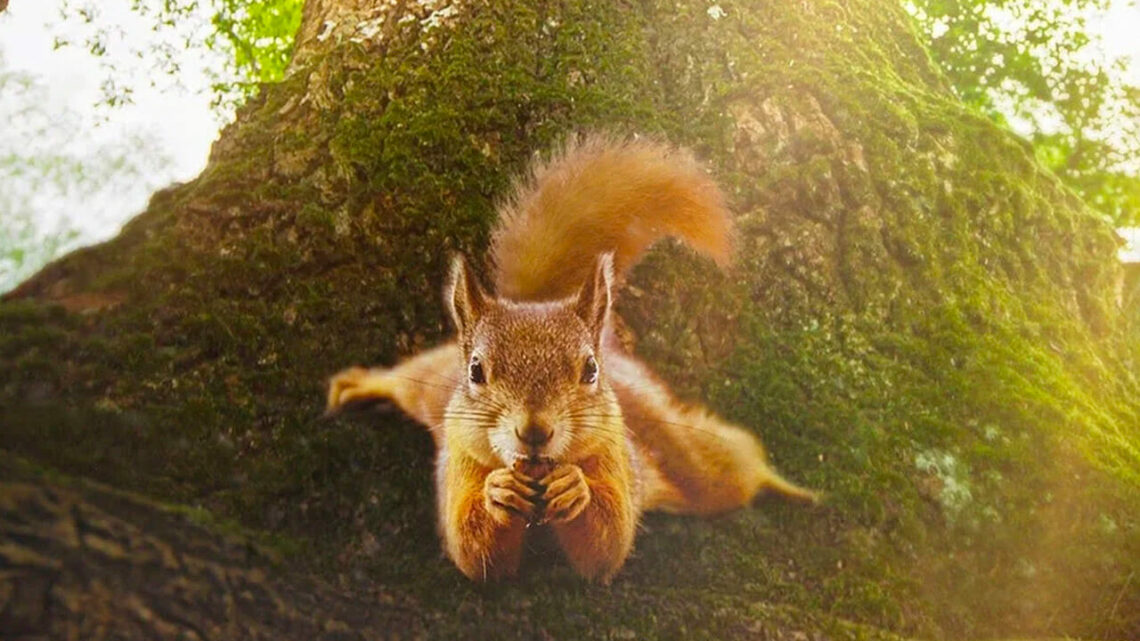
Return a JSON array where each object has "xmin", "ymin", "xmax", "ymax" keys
[{"xmin": 327, "ymin": 136, "xmax": 816, "ymax": 582}]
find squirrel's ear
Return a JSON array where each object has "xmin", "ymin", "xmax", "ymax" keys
[
  {"xmin": 446, "ymin": 254, "xmax": 488, "ymax": 339},
  {"xmin": 574, "ymin": 252, "xmax": 613, "ymax": 341}
]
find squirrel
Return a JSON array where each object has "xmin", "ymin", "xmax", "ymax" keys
[{"xmin": 326, "ymin": 135, "xmax": 817, "ymax": 583}]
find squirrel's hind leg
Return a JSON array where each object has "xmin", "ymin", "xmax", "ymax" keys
[
  {"xmin": 326, "ymin": 342, "xmax": 462, "ymax": 447},
  {"xmin": 608, "ymin": 352, "xmax": 817, "ymax": 515}
]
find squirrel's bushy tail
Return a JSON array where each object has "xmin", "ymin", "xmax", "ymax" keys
[{"xmin": 490, "ymin": 135, "xmax": 734, "ymax": 301}]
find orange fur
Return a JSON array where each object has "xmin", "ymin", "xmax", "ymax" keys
[
  {"xmin": 607, "ymin": 351, "xmax": 817, "ymax": 514},
  {"xmin": 491, "ymin": 135, "xmax": 735, "ymax": 300},
  {"xmin": 326, "ymin": 136, "xmax": 814, "ymax": 583},
  {"xmin": 439, "ymin": 453, "xmax": 528, "ymax": 580}
]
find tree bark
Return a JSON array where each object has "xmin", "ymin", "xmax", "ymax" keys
[
  {"xmin": 1, "ymin": 0, "xmax": 1137, "ymax": 639},
  {"xmin": 0, "ymin": 454, "xmax": 426, "ymax": 640}
]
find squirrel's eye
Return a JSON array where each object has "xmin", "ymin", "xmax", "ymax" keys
[
  {"xmin": 469, "ymin": 357, "xmax": 486, "ymax": 385},
  {"xmin": 581, "ymin": 355, "xmax": 598, "ymax": 385}
]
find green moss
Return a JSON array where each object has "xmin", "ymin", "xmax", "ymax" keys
[{"xmin": 1, "ymin": 0, "xmax": 1137, "ymax": 638}]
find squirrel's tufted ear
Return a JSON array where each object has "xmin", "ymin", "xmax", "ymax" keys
[
  {"xmin": 574, "ymin": 252, "xmax": 613, "ymax": 343},
  {"xmin": 446, "ymin": 254, "xmax": 488, "ymax": 340}
]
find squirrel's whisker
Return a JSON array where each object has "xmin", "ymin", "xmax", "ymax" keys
[
  {"xmin": 568, "ymin": 414, "xmax": 747, "ymax": 444},
  {"xmin": 383, "ymin": 374, "xmax": 461, "ymax": 392},
  {"xmin": 323, "ymin": 137, "xmax": 815, "ymax": 582}
]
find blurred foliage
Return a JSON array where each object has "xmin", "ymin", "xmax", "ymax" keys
[
  {"xmin": 204, "ymin": 0, "xmax": 302, "ymax": 102},
  {"xmin": 55, "ymin": 0, "xmax": 1139, "ymax": 223},
  {"xmin": 906, "ymin": 0, "xmax": 1140, "ymax": 225},
  {"xmin": 56, "ymin": 0, "xmax": 301, "ymax": 111},
  {"xmin": 0, "ymin": 51, "xmax": 171, "ymax": 293},
  {"xmin": 4, "ymin": 1, "xmax": 1139, "ymax": 637}
]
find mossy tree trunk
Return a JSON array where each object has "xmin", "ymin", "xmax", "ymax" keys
[{"xmin": 2, "ymin": 1, "xmax": 1138, "ymax": 639}]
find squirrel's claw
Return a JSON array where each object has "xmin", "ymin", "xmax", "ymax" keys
[
  {"xmin": 484, "ymin": 468, "xmax": 543, "ymax": 525},
  {"xmin": 537, "ymin": 464, "xmax": 591, "ymax": 525}
]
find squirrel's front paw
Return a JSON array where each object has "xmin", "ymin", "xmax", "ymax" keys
[
  {"xmin": 326, "ymin": 366, "xmax": 392, "ymax": 414},
  {"xmin": 539, "ymin": 464, "xmax": 591, "ymax": 524},
  {"xmin": 484, "ymin": 468, "xmax": 541, "ymax": 525}
]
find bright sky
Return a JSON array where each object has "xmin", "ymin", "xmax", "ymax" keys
[
  {"xmin": 1120, "ymin": 227, "xmax": 1140, "ymax": 262},
  {"xmin": 0, "ymin": 0, "xmax": 1137, "ymax": 269},
  {"xmin": 1092, "ymin": 1, "xmax": 1140, "ymax": 87},
  {"xmin": 0, "ymin": 0, "xmax": 226, "ymax": 241}
]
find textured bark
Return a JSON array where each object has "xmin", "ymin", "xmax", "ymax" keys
[
  {"xmin": 0, "ymin": 455, "xmax": 425, "ymax": 640},
  {"xmin": 1, "ymin": 0, "xmax": 1138, "ymax": 639}
]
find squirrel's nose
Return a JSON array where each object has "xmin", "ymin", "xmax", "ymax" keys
[{"xmin": 516, "ymin": 424, "xmax": 552, "ymax": 446}]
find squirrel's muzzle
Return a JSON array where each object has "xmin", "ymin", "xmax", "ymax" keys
[{"xmin": 516, "ymin": 423, "xmax": 553, "ymax": 448}]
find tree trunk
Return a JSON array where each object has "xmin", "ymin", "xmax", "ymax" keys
[{"xmin": 2, "ymin": 0, "xmax": 1137, "ymax": 639}]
